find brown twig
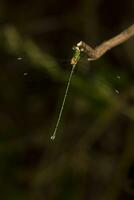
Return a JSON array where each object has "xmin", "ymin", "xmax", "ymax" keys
[{"xmin": 77, "ymin": 24, "xmax": 134, "ymax": 60}]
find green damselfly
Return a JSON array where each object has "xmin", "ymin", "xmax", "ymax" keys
[{"xmin": 50, "ymin": 45, "xmax": 81, "ymax": 140}]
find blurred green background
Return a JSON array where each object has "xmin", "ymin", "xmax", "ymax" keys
[{"xmin": 0, "ymin": 0, "xmax": 134, "ymax": 200}]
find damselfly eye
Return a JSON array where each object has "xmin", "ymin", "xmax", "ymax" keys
[{"xmin": 72, "ymin": 46, "xmax": 76, "ymax": 51}]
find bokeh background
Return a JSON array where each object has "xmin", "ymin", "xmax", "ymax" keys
[{"xmin": 0, "ymin": 0, "xmax": 134, "ymax": 200}]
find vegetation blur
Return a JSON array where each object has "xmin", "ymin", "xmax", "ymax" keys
[{"xmin": 0, "ymin": 0, "xmax": 134, "ymax": 199}]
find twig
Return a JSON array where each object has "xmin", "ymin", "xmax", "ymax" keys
[{"xmin": 77, "ymin": 24, "xmax": 134, "ymax": 60}]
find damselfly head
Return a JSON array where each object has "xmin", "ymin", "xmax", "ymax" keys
[
  {"xmin": 72, "ymin": 46, "xmax": 80, "ymax": 51},
  {"xmin": 72, "ymin": 46, "xmax": 76, "ymax": 51}
]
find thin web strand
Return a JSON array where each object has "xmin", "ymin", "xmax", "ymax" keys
[{"xmin": 50, "ymin": 64, "xmax": 76, "ymax": 140}]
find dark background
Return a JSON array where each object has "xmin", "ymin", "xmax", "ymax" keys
[{"xmin": 0, "ymin": 0, "xmax": 134, "ymax": 200}]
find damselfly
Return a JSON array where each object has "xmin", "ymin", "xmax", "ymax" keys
[{"xmin": 50, "ymin": 45, "xmax": 81, "ymax": 140}]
